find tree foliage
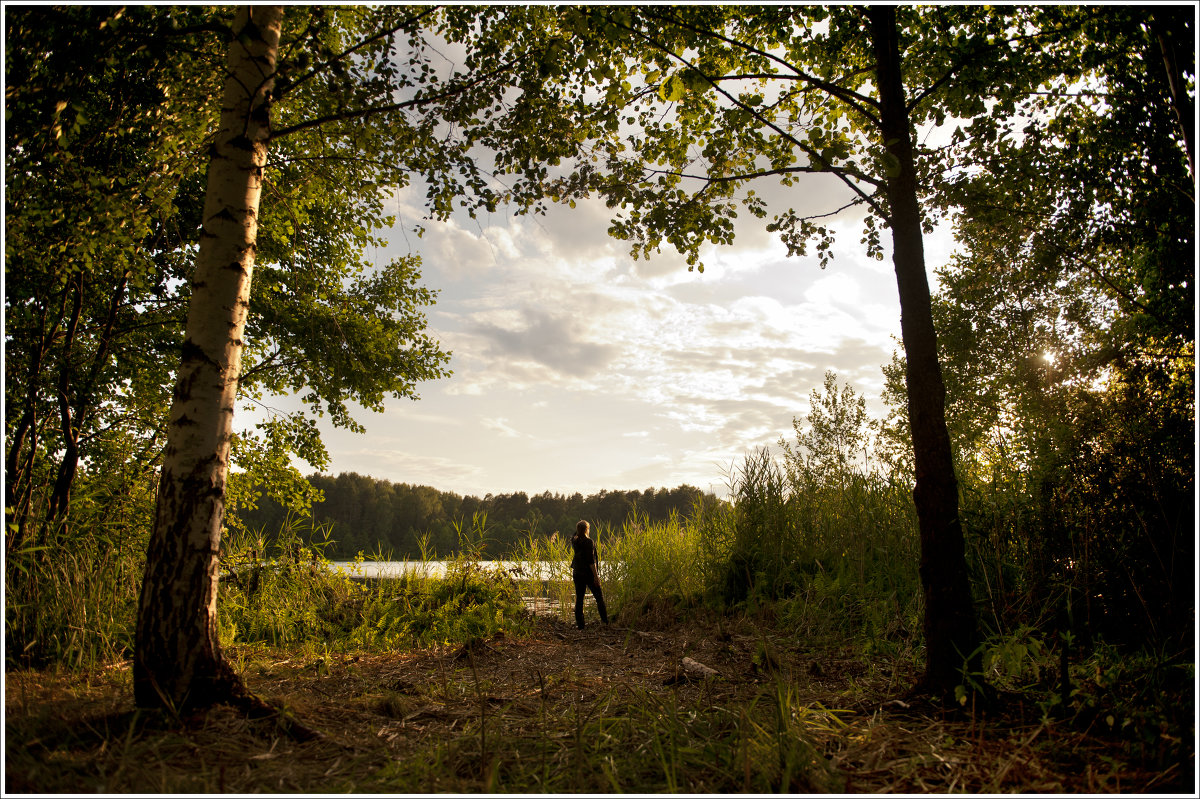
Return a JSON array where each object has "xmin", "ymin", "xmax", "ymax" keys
[
  {"xmin": 5, "ymin": 6, "xmax": 223, "ymax": 546},
  {"xmin": 3, "ymin": 6, "xmax": 478, "ymax": 555},
  {"xmin": 238, "ymin": 474, "xmax": 709, "ymax": 560},
  {"xmin": 781, "ymin": 370, "xmax": 875, "ymax": 489}
]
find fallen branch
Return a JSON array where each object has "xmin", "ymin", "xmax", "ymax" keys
[{"xmin": 665, "ymin": 656, "xmax": 721, "ymax": 684}]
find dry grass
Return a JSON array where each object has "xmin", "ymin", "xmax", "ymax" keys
[{"xmin": 5, "ymin": 611, "xmax": 1186, "ymax": 794}]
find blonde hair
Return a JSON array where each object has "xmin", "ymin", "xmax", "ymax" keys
[{"xmin": 575, "ymin": 520, "xmax": 589, "ymax": 538}]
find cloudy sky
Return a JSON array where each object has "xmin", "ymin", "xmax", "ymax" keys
[{"xmin": 241, "ymin": 174, "xmax": 957, "ymax": 500}]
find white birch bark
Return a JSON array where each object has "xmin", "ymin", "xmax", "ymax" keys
[{"xmin": 135, "ymin": 5, "xmax": 283, "ymax": 710}]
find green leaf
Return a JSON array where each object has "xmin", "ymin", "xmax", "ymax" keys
[{"xmin": 659, "ymin": 73, "xmax": 687, "ymax": 102}]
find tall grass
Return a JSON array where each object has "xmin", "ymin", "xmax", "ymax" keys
[
  {"xmin": 697, "ymin": 449, "xmax": 799, "ymax": 604},
  {"xmin": 8, "ymin": 506, "xmax": 534, "ymax": 674},
  {"xmin": 500, "ymin": 444, "xmax": 923, "ymax": 645},
  {"xmin": 5, "ymin": 528, "xmax": 145, "ymax": 670},
  {"xmin": 5, "ymin": 471, "xmax": 153, "ymax": 670},
  {"xmin": 601, "ymin": 512, "xmax": 707, "ymax": 620},
  {"xmin": 508, "ymin": 528, "xmax": 574, "ymax": 623},
  {"xmin": 217, "ymin": 512, "xmax": 531, "ymax": 653},
  {"xmin": 508, "ymin": 511, "xmax": 711, "ymax": 626}
]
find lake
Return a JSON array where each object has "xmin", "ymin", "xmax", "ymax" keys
[
  {"xmin": 327, "ymin": 560, "xmax": 570, "ymax": 580},
  {"xmin": 327, "ymin": 559, "xmax": 577, "ymax": 616}
]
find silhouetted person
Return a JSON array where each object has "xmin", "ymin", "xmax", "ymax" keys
[{"xmin": 571, "ymin": 520, "xmax": 608, "ymax": 630}]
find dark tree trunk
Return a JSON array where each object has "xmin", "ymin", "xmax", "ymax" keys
[
  {"xmin": 45, "ymin": 270, "xmax": 131, "ymax": 535},
  {"xmin": 6, "ymin": 291, "xmax": 67, "ymax": 550},
  {"xmin": 44, "ymin": 273, "xmax": 86, "ymax": 534},
  {"xmin": 1150, "ymin": 7, "xmax": 1195, "ymax": 180},
  {"xmin": 6, "ymin": 401, "xmax": 40, "ymax": 552},
  {"xmin": 867, "ymin": 6, "xmax": 982, "ymax": 698}
]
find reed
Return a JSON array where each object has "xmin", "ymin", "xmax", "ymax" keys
[
  {"xmin": 5, "ymin": 532, "xmax": 144, "ymax": 670},
  {"xmin": 601, "ymin": 511, "xmax": 707, "ymax": 620},
  {"xmin": 508, "ymin": 510, "xmax": 711, "ymax": 625},
  {"xmin": 5, "ymin": 480, "xmax": 150, "ymax": 671},
  {"xmin": 507, "ymin": 528, "xmax": 574, "ymax": 623},
  {"xmin": 217, "ymin": 513, "xmax": 531, "ymax": 652}
]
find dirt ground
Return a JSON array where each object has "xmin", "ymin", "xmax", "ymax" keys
[{"xmin": 5, "ymin": 611, "xmax": 1189, "ymax": 793}]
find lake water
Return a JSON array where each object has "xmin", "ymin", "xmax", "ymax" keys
[
  {"xmin": 328, "ymin": 560, "xmax": 569, "ymax": 580},
  {"xmin": 327, "ymin": 560, "xmax": 577, "ymax": 616}
]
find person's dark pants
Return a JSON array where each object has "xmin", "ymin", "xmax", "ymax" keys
[{"xmin": 573, "ymin": 567, "xmax": 609, "ymax": 629}]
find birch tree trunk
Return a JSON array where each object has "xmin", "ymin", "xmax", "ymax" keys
[
  {"xmin": 135, "ymin": 6, "xmax": 283, "ymax": 712},
  {"xmin": 867, "ymin": 7, "xmax": 982, "ymax": 697}
]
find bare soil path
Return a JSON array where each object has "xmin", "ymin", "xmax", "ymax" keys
[{"xmin": 5, "ymin": 612, "xmax": 1181, "ymax": 793}]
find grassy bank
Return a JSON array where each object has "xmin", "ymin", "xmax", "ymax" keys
[{"xmin": 5, "ymin": 447, "xmax": 1193, "ymax": 793}]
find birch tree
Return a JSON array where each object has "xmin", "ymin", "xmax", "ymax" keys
[
  {"xmin": 126, "ymin": 4, "xmax": 537, "ymax": 715},
  {"xmin": 134, "ymin": 5, "xmax": 285, "ymax": 712}
]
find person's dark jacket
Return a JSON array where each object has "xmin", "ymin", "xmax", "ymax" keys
[{"xmin": 571, "ymin": 535, "xmax": 598, "ymax": 573}]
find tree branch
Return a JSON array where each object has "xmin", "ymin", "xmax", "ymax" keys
[
  {"xmin": 603, "ymin": 11, "xmax": 887, "ymax": 217},
  {"xmin": 647, "ymin": 163, "xmax": 884, "ymax": 190},
  {"xmin": 269, "ymin": 54, "xmax": 522, "ymax": 141},
  {"xmin": 642, "ymin": 7, "xmax": 882, "ymax": 125},
  {"xmin": 273, "ymin": 7, "xmax": 439, "ymax": 102}
]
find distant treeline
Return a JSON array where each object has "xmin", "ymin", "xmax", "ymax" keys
[{"xmin": 237, "ymin": 472, "xmax": 712, "ymax": 559}]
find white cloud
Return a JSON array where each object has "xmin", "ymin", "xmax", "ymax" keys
[
  {"xmin": 482, "ymin": 417, "xmax": 523, "ymax": 438},
  {"xmin": 267, "ymin": 173, "xmax": 925, "ymax": 498},
  {"xmin": 320, "ymin": 443, "xmax": 487, "ymax": 489}
]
